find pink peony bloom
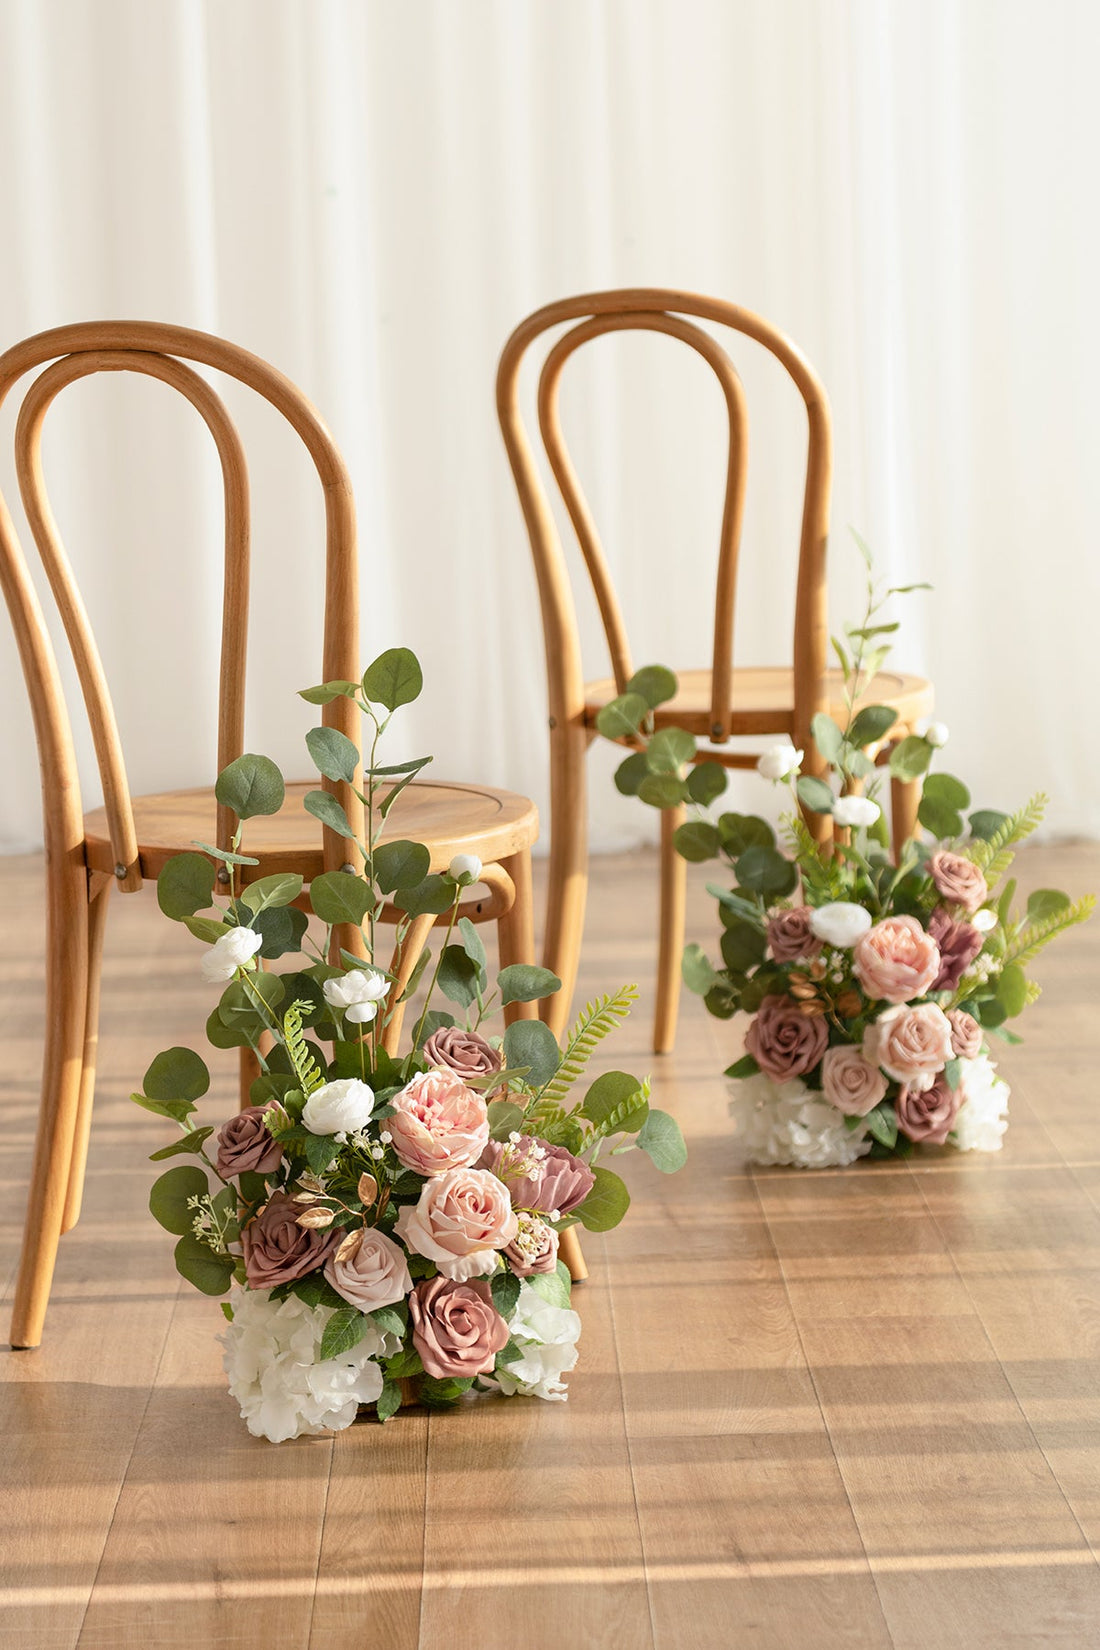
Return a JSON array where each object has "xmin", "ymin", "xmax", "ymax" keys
[
  {"xmin": 387, "ymin": 1069, "xmax": 490, "ymax": 1177},
  {"xmin": 946, "ymin": 1008, "xmax": 982, "ymax": 1059},
  {"xmin": 745, "ymin": 995, "xmax": 829, "ymax": 1081},
  {"xmin": 214, "ymin": 1105, "xmax": 283, "ymax": 1179},
  {"xmin": 821, "ymin": 1045, "xmax": 888, "ymax": 1116},
  {"xmin": 928, "ymin": 851, "xmax": 989, "ymax": 914},
  {"xmin": 242, "ymin": 1191, "xmax": 341, "ymax": 1289},
  {"xmin": 479, "ymin": 1136, "xmax": 596, "ymax": 1218},
  {"xmin": 324, "ymin": 1226, "xmax": 412, "ymax": 1312},
  {"xmin": 409, "ymin": 1276, "xmax": 509, "ymax": 1379},
  {"xmin": 863, "ymin": 1002, "xmax": 954, "ymax": 1087},
  {"xmin": 895, "ymin": 1075, "xmax": 961, "ymax": 1144},
  {"xmin": 928, "ymin": 909, "xmax": 984, "ymax": 991},
  {"xmin": 767, "ymin": 907, "xmax": 822, "ymax": 964},
  {"xmin": 853, "ymin": 915, "xmax": 941, "ymax": 1003},
  {"xmin": 503, "ymin": 1214, "xmax": 560, "ymax": 1276},
  {"xmin": 394, "ymin": 1167, "xmax": 518, "ymax": 1282}
]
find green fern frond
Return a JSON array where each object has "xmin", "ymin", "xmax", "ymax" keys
[
  {"xmin": 523, "ymin": 1097, "xmax": 567, "ymax": 1132},
  {"xmin": 1002, "ymin": 893, "xmax": 1095, "ymax": 971},
  {"xmin": 581, "ymin": 1080, "xmax": 651, "ymax": 1144},
  {"xmin": 540, "ymin": 985, "xmax": 639, "ymax": 1106},
  {"xmin": 283, "ymin": 1000, "xmax": 325, "ymax": 1096},
  {"xmin": 971, "ymin": 793, "xmax": 1048, "ymax": 881}
]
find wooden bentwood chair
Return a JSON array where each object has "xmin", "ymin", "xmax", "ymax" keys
[
  {"xmin": 497, "ymin": 289, "xmax": 934, "ymax": 1054},
  {"xmin": 0, "ymin": 321, "xmax": 546, "ymax": 1350}
]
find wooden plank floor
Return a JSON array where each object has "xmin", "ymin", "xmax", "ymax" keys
[{"xmin": 1, "ymin": 843, "xmax": 1099, "ymax": 1649}]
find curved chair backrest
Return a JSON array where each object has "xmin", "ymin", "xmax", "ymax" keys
[
  {"xmin": 496, "ymin": 288, "xmax": 833, "ymax": 752},
  {"xmin": 0, "ymin": 322, "xmax": 362, "ymax": 892}
]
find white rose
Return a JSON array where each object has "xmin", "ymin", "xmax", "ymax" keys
[
  {"xmin": 831, "ymin": 795, "xmax": 880, "ymax": 829},
  {"xmin": 756, "ymin": 745, "xmax": 803, "ymax": 781},
  {"xmin": 302, "ymin": 1077, "xmax": 375, "ymax": 1137},
  {"xmin": 323, "ymin": 967, "xmax": 389, "ymax": 1024},
  {"xmin": 200, "ymin": 925, "xmax": 263, "ymax": 983},
  {"xmin": 448, "ymin": 853, "xmax": 482, "ymax": 884},
  {"xmin": 951, "ymin": 1055, "xmax": 1010, "ymax": 1152},
  {"xmin": 925, "ymin": 721, "xmax": 949, "ymax": 748},
  {"xmin": 809, "ymin": 901, "xmax": 873, "ymax": 948},
  {"xmin": 972, "ymin": 908, "xmax": 998, "ymax": 933}
]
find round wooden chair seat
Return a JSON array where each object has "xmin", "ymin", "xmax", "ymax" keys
[
  {"xmin": 83, "ymin": 779, "xmax": 539, "ymax": 883},
  {"xmin": 583, "ymin": 665, "xmax": 935, "ymax": 741}
]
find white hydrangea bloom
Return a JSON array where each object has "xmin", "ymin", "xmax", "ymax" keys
[
  {"xmin": 219, "ymin": 1288, "xmax": 395, "ymax": 1441},
  {"xmin": 487, "ymin": 1282, "xmax": 581, "ymax": 1402},
  {"xmin": 951, "ymin": 1055, "xmax": 1011, "ymax": 1152},
  {"xmin": 728, "ymin": 1073, "xmax": 873, "ymax": 1168}
]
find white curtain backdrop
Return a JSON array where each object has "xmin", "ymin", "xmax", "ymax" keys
[{"xmin": 1, "ymin": 0, "xmax": 1098, "ymax": 857}]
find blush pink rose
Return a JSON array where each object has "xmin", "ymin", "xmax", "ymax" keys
[
  {"xmin": 929, "ymin": 851, "xmax": 988, "ymax": 914},
  {"xmin": 863, "ymin": 1002, "xmax": 954, "ymax": 1087},
  {"xmin": 324, "ymin": 1225, "xmax": 412, "ymax": 1312},
  {"xmin": 946, "ymin": 1008, "xmax": 982, "ymax": 1059},
  {"xmin": 242, "ymin": 1191, "xmax": 341, "ymax": 1289},
  {"xmin": 408, "ymin": 1276, "xmax": 509, "ymax": 1379},
  {"xmin": 853, "ymin": 915, "xmax": 941, "ymax": 1003},
  {"xmin": 387, "ymin": 1069, "xmax": 490, "ymax": 1176},
  {"xmin": 767, "ymin": 906, "xmax": 822, "ymax": 964},
  {"xmin": 821, "ymin": 1045, "xmax": 889, "ymax": 1116},
  {"xmin": 928, "ymin": 909, "xmax": 984, "ymax": 991},
  {"xmin": 744, "ymin": 994, "xmax": 829, "ymax": 1081},
  {"xmin": 896, "ymin": 1075, "xmax": 961, "ymax": 1144},
  {"xmin": 394, "ymin": 1167, "xmax": 518, "ymax": 1282}
]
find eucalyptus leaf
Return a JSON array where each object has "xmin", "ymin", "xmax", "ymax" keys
[
  {"xmin": 1026, "ymin": 889, "xmax": 1071, "ymax": 922},
  {"xmin": 497, "ymin": 963, "xmax": 561, "ymax": 1004},
  {"xmin": 393, "ymin": 874, "xmax": 454, "ymax": 917},
  {"xmin": 720, "ymin": 920, "xmax": 767, "ymax": 974},
  {"xmin": 150, "ymin": 1163, "xmax": 210, "ymax": 1235},
  {"xmin": 581, "ymin": 1070, "xmax": 645, "ymax": 1126},
  {"xmin": 594, "ymin": 692, "xmax": 649, "ymax": 740},
  {"xmin": 157, "ymin": 852, "xmax": 216, "ymax": 920},
  {"xmin": 646, "ymin": 727, "xmax": 695, "ymax": 773},
  {"xmin": 502, "ymin": 1019, "xmax": 561, "ymax": 1089},
  {"xmin": 148, "ymin": 1125, "xmax": 215, "ymax": 1162},
  {"xmin": 681, "ymin": 943, "xmax": 719, "ymax": 995},
  {"xmin": 889, "ymin": 736, "xmax": 934, "ymax": 783},
  {"xmin": 240, "ymin": 872, "xmax": 304, "ymax": 914},
  {"xmin": 848, "ymin": 704, "xmax": 898, "ymax": 748},
  {"xmin": 968, "ymin": 809, "xmax": 1009, "ymax": 842},
  {"xmin": 182, "ymin": 914, "xmax": 230, "ymax": 943},
  {"xmin": 305, "ymin": 725, "xmax": 360, "ymax": 784},
  {"xmin": 796, "ymin": 775, "xmax": 834, "ymax": 814},
  {"xmin": 998, "ymin": 963, "xmax": 1028, "ymax": 1018},
  {"xmin": 437, "ymin": 944, "xmax": 481, "ymax": 1007},
  {"xmin": 308, "ymin": 870, "xmax": 373, "ymax": 926},
  {"xmin": 637, "ymin": 773, "xmax": 688, "ymax": 809},
  {"xmin": 685, "ymin": 760, "xmax": 728, "ymax": 806},
  {"xmin": 215, "ymin": 753, "xmax": 285, "ymax": 820},
  {"xmin": 673, "ymin": 821, "xmax": 721, "ymax": 862},
  {"xmin": 734, "ymin": 844, "xmax": 797, "ymax": 898},
  {"xmin": 303, "ymin": 789, "xmax": 356, "ymax": 839},
  {"xmin": 575, "ymin": 1165, "xmax": 631, "ymax": 1232},
  {"xmin": 487, "ymin": 1098, "xmax": 525, "ymax": 1140},
  {"xmin": 636, "ymin": 1107, "xmax": 687, "ymax": 1172},
  {"xmin": 626, "ymin": 663, "xmax": 678, "ymax": 708},
  {"xmin": 923, "ymin": 771, "xmax": 971, "ymax": 811},
  {"xmin": 917, "ymin": 795, "xmax": 964, "ymax": 839},
  {"xmin": 810, "ymin": 713, "xmax": 844, "ymax": 764},
  {"xmin": 144, "ymin": 1046, "xmax": 210, "ymax": 1102},
  {"xmin": 614, "ymin": 751, "xmax": 650, "ymax": 796},
  {"xmin": 298, "ymin": 679, "xmax": 360, "ymax": 705},
  {"xmin": 361, "ymin": 647, "xmax": 423, "ymax": 710},
  {"xmin": 252, "ymin": 904, "xmax": 309, "ymax": 960},
  {"xmin": 373, "ymin": 839, "xmax": 431, "ymax": 894},
  {"xmin": 174, "ymin": 1233, "xmax": 235, "ymax": 1296}
]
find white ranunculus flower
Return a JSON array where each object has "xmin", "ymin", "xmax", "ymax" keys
[
  {"xmin": 925, "ymin": 721, "xmax": 950, "ymax": 747},
  {"xmin": 756, "ymin": 744, "xmax": 803, "ymax": 781},
  {"xmin": 448, "ymin": 853, "xmax": 482, "ymax": 884},
  {"xmin": 951, "ymin": 1055, "xmax": 1010, "ymax": 1152},
  {"xmin": 200, "ymin": 925, "xmax": 263, "ymax": 983},
  {"xmin": 486, "ymin": 1282, "xmax": 581, "ymax": 1401},
  {"xmin": 831, "ymin": 795, "xmax": 881, "ymax": 829},
  {"xmin": 809, "ymin": 901, "xmax": 873, "ymax": 948},
  {"xmin": 302, "ymin": 1077, "xmax": 376, "ymax": 1137},
  {"xmin": 728, "ymin": 1073, "xmax": 873, "ymax": 1168},
  {"xmin": 323, "ymin": 967, "xmax": 389, "ymax": 1024},
  {"xmin": 972, "ymin": 908, "xmax": 998, "ymax": 933},
  {"xmin": 219, "ymin": 1288, "xmax": 395, "ymax": 1441}
]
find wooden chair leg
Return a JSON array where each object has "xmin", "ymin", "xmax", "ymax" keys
[
  {"xmin": 891, "ymin": 775, "xmax": 921, "ymax": 864},
  {"xmin": 498, "ymin": 847, "xmax": 538, "ymax": 1027},
  {"xmin": 654, "ymin": 801, "xmax": 687, "ymax": 1054},
  {"xmin": 11, "ymin": 857, "xmax": 91, "ymax": 1349},
  {"xmin": 381, "ymin": 911, "xmax": 438, "ymax": 1057},
  {"xmin": 61, "ymin": 875, "xmax": 112, "ymax": 1233},
  {"xmin": 541, "ymin": 722, "xmax": 588, "ymax": 1040},
  {"xmin": 558, "ymin": 1225, "xmax": 588, "ymax": 1283}
]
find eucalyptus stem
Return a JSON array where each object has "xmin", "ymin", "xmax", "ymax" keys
[{"xmin": 409, "ymin": 889, "xmax": 463, "ymax": 1055}]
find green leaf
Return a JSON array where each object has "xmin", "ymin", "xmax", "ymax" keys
[
  {"xmin": 1026, "ymin": 889, "xmax": 1071, "ymax": 922},
  {"xmin": 148, "ymin": 1126, "xmax": 215, "ymax": 1161},
  {"xmin": 319, "ymin": 1307, "xmax": 371, "ymax": 1361},
  {"xmin": 131, "ymin": 1092, "xmax": 197, "ymax": 1125},
  {"xmin": 497, "ymin": 1337, "xmax": 525, "ymax": 1366},
  {"xmin": 636, "ymin": 1107, "xmax": 687, "ymax": 1172},
  {"xmin": 810, "ymin": 713, "xmax": 844, "ymax": 764},
  {"xmin": 998, "ymin": 963, "xmax": 1028, "ymax": 1018},
  {"xmin": 672, "ymin": 821, "xmax": 721, "ymax": 863},
  {"xmin": 309, "ymin": 870, "xmax": 373, "ymax": 926},
  {"xmin": 217, "ymin": 971, "xmax": 285, "ymax": 1025},
  {"xmin": 717, "ymin": 813, "xmax": 775, "ymax": 855},
  {"xmin": 681, "ymin": 943, "xmax": 718, "ymax": 996},
  {"xmin": 143, "ymin": 1047, "xmax": 210, "ymax": 1103},
  {"xmin": 527, "ymin": 1261, "xmax": 572, "ymax": 1310},
  {"xmin": 190, "ymin": 842, "xmax": 259, "ymax": 867},
  {"xmin": 575, "ymin": 1165, "xmax": 631, "ymax": 1232},
  {"xmin": 376, "ymin": 1380, "xmax": 404, "ymax": 1423},
  {"xmin": 848, "ymin": 704, "xmax": 898, "ymax": 748},
  {"xmin": 889, "ymin": 736, "xmax": 934, "ymax": 782},
  {"xmin": 362, "ymin": 647, "xmax": 423, "ymax": 710},
  {"xmin": 720, "ymin": 920, "xmax": 767, "ymax": 974},
  {"xmin": 487, "ymin": 1098, "xmax": 525, "ymax": 1140},
  {"xmin": 414, "ymin": 1008, "xmax": 455, "ymax": 1046},
  {"xmin": 384, "ymin": 1346, "xmax": 425, "ymax": 1379},
  {"xmin": 239, "ymin": 872, "xmax": 304, "ymax": 915},
  {"xmin": 943, "ymin": 1058, "xmax": 963, "ymax": 1092},
  {"xmin": 305, "ymin": 725, "xmax": 360, "ymax": 784},
  {"xmin": 626, "ymin": 664, "xmax": 678, "ymax": 708},
  {"xmin": 491, "ymin": 1270, "xmax": 521, "ymax": 1320},
  {"xmin": 215, "ymin": 753, "xmax": 285, "ymax": 820},
  {"xmin": 287, "ymin": 1272, "xmax": 345, "ymax": 1309},
  {"xmin": 498, "ymin": 963, "xmax": 561, "ymax": 1004},
  {"xmin": 182, "ymin": 914, "xmax": 230, "ymax": 943},
  {"xmin": 503, "ymin": 1020, "xmax": 561, "ymax": 1089},
  {"xmin": 173, "ymin": 1233, "xmax": 235, "ymax": 1296},
  {"xmin": 614, "ymin": 751, "xmax": 651, "ymax": 796},
  {"xmin": 251, "ymin": 904, "xmax": 309, "ymax": 961},
  {"xmin": 369, "ymin": 1302, "xmax": 408, "ymax": 1339},
  {"xmin": 864, "ymin": 1103, "xmax": 898, "ymax": 1149},
  {"xmin": 456, "ymin": 916, "xmax": 489, "ymax": 979},
  {"xmin": 685, "ymin": 761, "xmax": 727, "ymax": 807},
  {"xmin": 637, "ymin": 773, "xmax": 689, "ymax": 809},
  {"xmin": 704, "ymin": 982, "xmax": 740, "ymax": 1020},
  {"xmin": 646, "ymin": 727, "xmax": 696, "ymax": 773},
  {"xmin": 734, "ymin": 844, "xmax": 798, "ymax": 898},
  {"xmin": 923, "ymin": 771, "xmax": 971, "ymax": 811},
  {"xmin": 373, "ymin": 839, "xmax": 431, "ymax": 894},
  {"xmin": 595, "ymin": 692, "xmax": 649, "ymax": 740},
  {"xmin": 796, "ymin": 775, "xmax": 834, "ymax": 814},
  {"xmin": 298, "ymin": 679, "xmax": 361, "ymax": 705},
  {"xmin": 968, "ymin": 809, "xmax": 1009, "ymax": 842},
  {"xmin": 157, "ymin": 852, "xmax": 216, "ymax": 920},
  {"xmin": 419, "ymin": 1376, "xmax": 473, "ymax": 1408},
  {"xmin": 393, "ymin": 874, "xmax": 454, "ymax": 917},
  {"xmin": 438, "ymin": 944, "xmax": 481, "ymax": 1007},
  {"xmin": 724, "ymin": 1053, "xmax": 760, "ymax": 1079},
  {"xmin": 580, "ymin": 1070, "xmax": 645, "ymax": 1126},
  {"xmin": 917, "ymin": 795, "xmax": 964, "ymax": 839},
  {"xmin": 150, "ymin": 1164, "xmax": 210, "ymax": 1235},
  {"xmin": 303, "ymin": 789, "xmax": 356, "ymax": 839}
]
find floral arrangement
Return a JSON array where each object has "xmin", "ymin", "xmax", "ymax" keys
[
  {"xmin": 598, "ymin": 541, "xmax": 1094, "ymax": 1167},
  {"xmin": 134, "ymin": 648, "xmax": 685, "ymax": 1440}
]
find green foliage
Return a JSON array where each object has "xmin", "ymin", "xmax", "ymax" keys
[
  {"xmin": 303, "ymin": 789, "xmax": 356, "ymax": 839},
  {"xmin": 969, "ymin": 793, "xmax": 1047, "ymax": 879},
  {"xmin": 503, "ymin": 1019, "xmax": 561, "ymax": 1089},
  {"xmin": 627, "ymin": 664, "xmax": 678, "ymax": 707},
  {"xmin": 487, "ymin": 1098, "xmax": 525, "ymax": 1140},
  {"xmin": 491, "ymin": 1270, "xmax": 521, "ymax": 1320},
  {"xmin": 968, "ymin": 808, "xmax": 1009, "ymax": 842},
  {"xmin": 734, "ymin": 844, "xmax": 798, "ymax": 899},
  {"xmin": 681, "ymin": 943, "xmax": 719, "ymax": 996},
  {"xmin": 646, "ymin": 727, "xmax": 695, "ymax": 773},
  {"xmin": 376, "ymin": 1381, "xmax": 404, "ymax": 1423},
  {"xmin": 637, "ymin": 773, "xmax": 689, "ymax": 809},
  {"xmin": 636, "ymin": 1107, "xmax": 687, "ymax": 1172},
  {"xmin": 848, "ymin": 704, "xmax": 898, "ymax": 748},
  {"xmin": 305, "ymin": 726, "xmax": 360, "ymax": 784},
  {"xmin": 673, "ymin": 821, "xmax": 721, "ymax": 862},
  {"xmin": 150, "ymin": 1164, "xmax": 210, "ymax": 1235},
  {"xmin": 174, "ymin": 1232, "xmax": 235, "ymax": 1295},
  {"xmin": 614, "ymin": 751, "xmax": 650, "ymax": 796},
  {"xmin": 1026, "ymin": 889, "xmax": 1071, "ymax": 922},
  {"xmin": 298, "ymin": 679, "xmax": 361, "ymax": 705},
  {"xmin": 685, "ymin": 761, "xmax": 727, "ymax": 806},
  {"xmin": 889, "ymin": 736, "xmax": 934, "ymax": 782},
  {"xmin": 718, "ymin": 813, "xmax": 774, "ymax": 855},
  {"xmin": 361, "ymin": 647, "xmax": 423, "ymax": 710},
  {"xmin": 497, "ymin": 963, "xmax": 561, "ymax": 1005},
  {"xmin": 240, "ymin": 872, "xmax": 304, "ymax": 915},
  {"xmin": 392, "ymin": 874, "xmax": 454, "ymax": 917},
  {"xmin": 595, "ymin": 692, "xmax": 648, "ymax": 740},
  {"xmin": 864, "ymin": 1103, "xmax": 898, "ymax": 1149},
  {"xmin": 580, "ymin": 1070, "xmax": 646, "ymax": 1127},
  {"xmin": 319, "ymin": 1307, "xmax": 371, "ymax": 1361},
  {"xmin": 538, "ymin": 986, "xmax": 639, "ymax": 1105},
  {"xmin": 1002, "ymin": 893, "xmax": 1095, "ymax": 971},
  {"xmin": 148, "ymin": 1126, "xmax": 214, "ymax": 1161},
  {"xmin": 215, "ymin": 753, "xmax": 286, "ymax": 820},
  {"xmin": 252, "ymin": 906, "xmax": 309, "ymax": 960},
  {"xmin": 373, "ymin": 839, "xmax": 431, "ymax": 894},
  {"xmin": 527, "ymin": 1261, "xmax": 572, "ymax": 1310},
  {"xmin": 724, "ymin": 1053, "xmax": 760, "ymax": 1079},
  {"xmin": 720, "ymin": 920, "xmax": 767, "ymax": 974},
  {"xmin": 810, "ymin": 713, "xmax": 844, "ymax": 764},
  {"xmin": 438, "ymin": 944, "xmax": 482, "ymax": 1008},
  {"xmin": 575, "ymin": 1165, "xmax": 631, "ymax": 1231},
  {"xmin": 796, "ymin": 775, "xmax": 834, "ymax": 814},
  {"xmin": 157, "ymin": 852, "xmax": 216, "ymax": 920},
  {"xmin": 283, "ymin": 1001, "xmax": 326, "ymax": 1096},
  {"xmin": 143, "ymin": 1046, "xmax": 210, "ymax": 1103}
]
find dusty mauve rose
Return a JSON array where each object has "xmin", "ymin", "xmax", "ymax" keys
[
  {"xmin": 394, "ymin": 1167, "xmax": 518, "ymax": 1281},
  {"xmin": 422, "ymin": 1026, "xmax": 504, "ymax": 1087},
  {"xmin": 242, "ymin": 1191, "xmax": 341, "ymax": 1289},
  {"xmin": 387, "ymin": 1069, "xmax": 490, "ymax": 1176},
  {"xmin": 745, "ymin": 995, "xmax": 829, "ymax": 1081},
  {"xmin": 853, "ymin": 915, "xmax": 941, "ymax": 1003},
  {"xmin": 896, "ymin": 1075, "xmax": 961, "ymax": 1143},
  {"xmin": 767, "ymin": 907, "xmax": 822, "ymax": 963},
  {"xmin": 504, "ymin": 1214, "xmax": 560, "ymax": 1276},
  {"xmin": 863, "ymin": 1002, "xmax": 953, "ymax": 1087},
  {"xmin": 929, "ymin": 851, "xmax": 989, "ymax": 914},
  {"xmin": 947, "ymin": 1008, "xmax": 982, "ymax": 1060},
  {"xmin": 928, "ymin": 909, "xmax": 984, "ymax": 991},
  {"xmin": 409, "ymin": 1276, "xmax": 509, "ymax": 1378},
  {"xmin": 821, "ymin": 1045, "xmax": 888, "ymax": 1116},
  {"xmin": 324, "ymin": 1226, "xmax": 412, "ymax": 1312},
  {"xmin": 479, "ymin": 1137, "xmax": 596, "ymax": 1217},
  {"xmin": 214, "ymin": 1106, "xmax": 283, "ymax": 1179}
]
